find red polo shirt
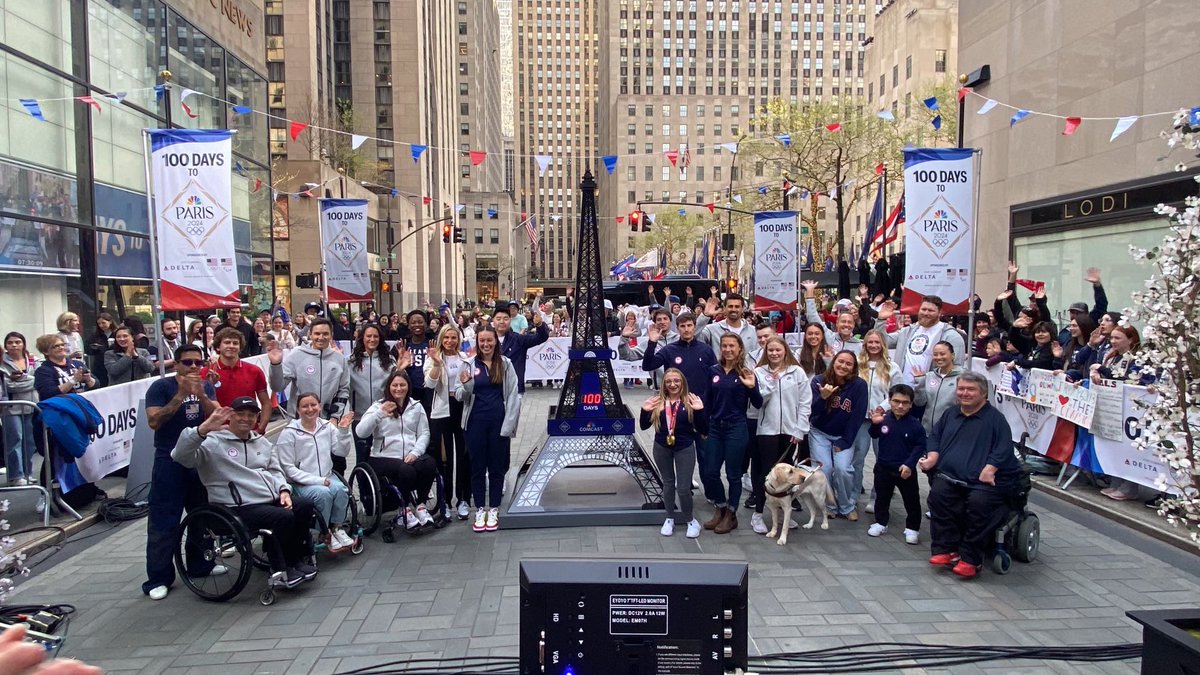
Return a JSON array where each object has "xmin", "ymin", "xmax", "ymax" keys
[{"xmin": 200, "ymin": 359, "xmax": 267, "ymax": 406}]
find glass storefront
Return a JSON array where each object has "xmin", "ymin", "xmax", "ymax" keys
[{"xmin": 0, "ymin": 0, "xmax": 272, "ymax": 343}]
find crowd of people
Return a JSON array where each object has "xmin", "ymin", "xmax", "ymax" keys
[{"xmin": 0, "ymin": 260, "xmax": 1162, "ymax": 589}]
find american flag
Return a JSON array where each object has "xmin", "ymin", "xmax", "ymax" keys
[
  {"xmin": 523, "ymin": 215, "xmax": 539, "ymax": 256},
  {"xmin": 870, "ymin": 190, "xmax": 904, "ymax": 257}
]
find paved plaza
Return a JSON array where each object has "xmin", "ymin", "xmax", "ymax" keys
[{"xmin": 10, "ymin": 387, "xmax": 1200, "ymax": 674}]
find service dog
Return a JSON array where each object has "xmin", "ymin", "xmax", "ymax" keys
[{"xmin": 762, "ymin": 460, "xmax": 836, "ymax": 545}]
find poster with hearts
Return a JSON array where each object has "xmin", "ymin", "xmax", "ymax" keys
[{"xmin": 1052, "ymin": 382, "xmax": 1097, "ymax": 429}]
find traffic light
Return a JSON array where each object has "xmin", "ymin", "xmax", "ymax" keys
[
  {"xmin": 453, "ymin": 226, "xmax": 465, "ymax": 243},
  {"xmin": 381, "ymin": 281, "xmax": 391, "ymax": 293},
  {"xmin": 442, "ymin": 222, "xmax": 452, "ymax": 243},
  {"xmin": 641, "ymin": 211, "xmax": 651, "ymax": 232},
  {"xmin": 726, "ymin": 278, "xmax": 738, "ymax": 290},
  {"xmin": 628, "ymin": 210, "xmax": 640, "ymax": 232},
  {"xmin": 296, "ymin": 272, "xmax": 320, "ymax": 289}
]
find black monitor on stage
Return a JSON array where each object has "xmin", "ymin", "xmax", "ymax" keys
[{"xmin": 519, "ymin": 556, "xmax": 748, "ymax": 675}]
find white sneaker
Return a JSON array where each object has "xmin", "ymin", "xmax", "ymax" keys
[
  {"xmin": 330, "ymin": 529, "xmax": 349, "ymax": 549},
  {"xmin": 867, "ymin": 523, "xmax": 888, "ymax": 537},
  {"xmin": 865, "ymin": 502, "xmax": 875, "ymax": 514},
  {"xmin": 35, "ymin": 495, "xmax": 46, "ymax": 513},
  {"xmin": 148, "ymin": 585, "xmax": 168, "ymax": 601},
  {"xmin": 904, "ymin": 528, "xmax": 920, "ymax": 545},
  {"xmin": 685, "ymin": 519, "xmax": 701, "ymax": 538},
  {"xmin": 751, "ymin": 513, "xmax": 768, "ymax": 534},
  {"xmin": 415, "ymin": 505, "xmax": 434, "ymax": 526},
  {"xmin": 458, "ymin": 501, "xmax": 470, "ymax": 519},
  {"xmin": 404, "ymin": 508, "xmax": 421, "ymax": 529},
  {"xmin": 660, "ymin": 518, "xmax": 675, "ymax": 536},
  {"xmin": 788, "ymin": 519, "xmax": 799, "ymax": 529},
  {"xmin": 485, "ymin": 507, "xmax": 499, "ymax": 531},
  {"xmin": 209, "ymin": 564, "xmax": 228, "ymax": 576},
  {"xmin": 741, "ymin": 473, "xmax": 753, "ymax": 491},
  {"xmin": 473, "ymin": 507, "xmax": 487, "ymax": 532}
]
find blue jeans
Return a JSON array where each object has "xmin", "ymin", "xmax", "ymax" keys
[
  {"xmin": 850, "ymin": 422, "xmax": 875, "ymax": 498},
  {"xmin": 808, "ymin": 428, "xmax": 857, "ymax": 515},
  {"xmin": 2, "ymin": 414, "xmax": 35, "ymax": 482},
  {"xmin": 701, "ymin": 420, "xmax": 748, "ymax": 508},
  {"xmin": 292, "ymin": 475, "xmax": 350, "ymax": 530}
]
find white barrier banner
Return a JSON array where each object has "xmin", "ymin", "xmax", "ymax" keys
[
  {"xmin": 900, "ymin": 148, "xmax": 975, "ymax": 315},
  {"xmin": 1094, "ymin": 384, "xmax": 1171, "ymax": 491},
  {"xmin": 752, "ymin": 211, "xmax": 799, "ymax": 311},
  {"xmin": 320, "ymin": 199, "xmax": 373, "ymax": 302},
  {"xmin": 148, "ymin": 129, "xmax": 239, "ymax": 310},
  {"xmin": 78, "ymin": 377, "xmax": 155, "ymax": 483},
  {"xmin": 523, "ymin": 337, "xmax": 649, "ymax": 381}
]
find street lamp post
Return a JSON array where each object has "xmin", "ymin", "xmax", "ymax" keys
[{"xmin": 724, "ymin": 139, "xmax": 742, "ymax": 289}]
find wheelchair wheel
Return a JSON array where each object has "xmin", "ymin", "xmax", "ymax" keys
[
  {"xmin": 349, "ymin": 463, "xmax": 382, "ymax": 536},
  {"xmin": 991, "ymin": 551, "xmax": 1012, "ymax": 575},
  {"xmin": 1013, "ymin": 514, "xmax": 1040, "ymax": 563},
  {"xmin": 175, "ymin": 505, "xmax": 253, "ymax": 603}
]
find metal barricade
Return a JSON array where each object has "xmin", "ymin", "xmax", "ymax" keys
[{"xmin": 0, "ymin": 400, "xmax": 80, "ymax": 526}]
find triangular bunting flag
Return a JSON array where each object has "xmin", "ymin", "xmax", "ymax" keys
[
  {"xmin": 957, "ymin": 87, "xmax": 973, "ymax": 102},
  {"xmin": 874, "ymin": 162, "xmax": 885, "ymax": 176},
  {"xmin": 487, "ymin": 208, "xmax": 497, "ymax": 218},
  {"xmin": 234, "ymin": 161, "xmax": 246, "ymax": 176},
  {"xmin": 665, "ymin": 149, "xmax": 679, "ymax": 166},
  {"xmin": 718, "ymin": 142, "xmax": 738, "ymax": 153},
  {"xmin": 411, "ymin": 144, "xmax": 428, "ymax": 163},
  {"xmin": 602, "ymin": 155, "xmax": 618, "ymax": 174},
  {"xmin": 825, "ymin": 123, "xmax": 842, "ymax": 132},
  {"xmin": 678, "ymin": 209, "xmax": 687, "ymax": 216},
  {"xmin": 289, "ymin": 121, "xmax": 308, "ymax": 141},
  {"xmin": 351, "ymin": 134, "xmax": 367, "ymax": 150},
  {"xmin": 977, "ymin": 99, "xmax": 999, "ymax": 115},
  {"xmin": 732, "ymin": 194, "xmax": 743, "ymax": 204},
  {"xmin": 757, "ymin": 186, "xmax": 769, "ymax": 195},
  {"xmin": 1110, "ymin": 116, "xmax": 1138, "ymax": 142},
  {"xmin": 18, "ymin": 99, "xmax": 45, "ymax": 121},
  {"xmin": 1010, "ymin": 110, "xmax": 1031, "ymax": 127},
  {"xmin": 108, "ymin": 91, "xmax": 127, "ymax": 104},
  {"xmin": 179, "ymin": 88, "xmax": 199, "ymax": 118},
  {"xmin": 550, "ymin": 215, "xmax": 561, "ymax": 223},
  {"xmin": 704, "ymin": 203, "xmax": 715, "ymax": 213},
  {"xmin": 422, "ymin": 196, "xmax": 432, "ymax": 205},
  {"xmin": 469, "ymin": 150, "xmax": 487, "ymax": 166},
  {"xmin": 252, "ymin": 178, "xmax": 263, "ymax": 193},
  {"xmin": 931, "ymin": 115, "xmax": 942, "ymax": 130},
  {"xmin": 1062, "ymin": 117, "xmax": 1082, "ymax": 136},
  {"xmin": 302, "ymin": 189, "xmax": 313, "ymax": 198},
  {"xmin": 616, "ymin": 216, "xmax": 625, "ymax": 224},
  {"xmin": 777, "ymin": 133, "xmax": 791, "ymax": 146},
  {"xmin": 154, "ymin": 84, "xmax": 165, "ymax": 101},
  {"xmin": 646, "ymin": 213, "xmax": 657, "ymax": 224},
  {"xmin": 77, "ymin": 95, "xmax": 101, "ymax": 112},
  {"xmin": 455, "ymin": 203, "xmax": 466, "ymax": 212},
  {"xmin": 535, "ymin": 155, "xmax": 553, "ymax": 175},
  {"xmin": 923, "ymin": 96, "xmax": 940, "ymax": 111},
  {"xmin": 232, "ymin": 105, "xmax": 252, "ymax": 114},
  {"xmin": 390, "ymin": 188, "xmax": 399, "ymax": 197},
  {"xmin": 786, "ymin": 186, "xmax": 800, "ymax": 197},
  {"xmin": 877, "ymin": 110, "xmax": 895, "ymax": 121}
]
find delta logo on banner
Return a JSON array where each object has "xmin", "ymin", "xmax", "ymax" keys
[
  {"xmin": 752, "ymin": 211, "xmax": 799, "ymax": 311},
  {"xmin": 149, "ymin": 129, "xmax": 239, "ymax": 310},
  {"xmin": 320, "ymin": 199, "xmax": 373, "ymax": 302},
  {"xmin": 901, "ymin": 148, "xmax": 976, "ymax": 315}
]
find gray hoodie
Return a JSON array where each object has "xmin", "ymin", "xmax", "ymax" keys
[
  {"xmin": 274, "ymin": 418, "xmax": 352, "ymax": 486},
  {"xmin": 915, "ymin": 365, "xmax": 964, "ymax": 433},
  {"xmin": 173, "ymin": 427, "xmax": 290, "ymax": 506},
  {"xmin": 453, "ymin": 355, "xmax": 521, "ymax": 437},
  {"xmin": 348, "ymin": 351, "xmax": 391, "ymax": 417},
  {"xmin": 355, "ymin": 398, "xmax": 430, "ymax": 460},
  {"xmin": 0, "ymin": 353, "xmax": 38, "ymax": 415},
  {"xmin": 269, "ymin": 345, "xmax": 351, "ymax": 418}
]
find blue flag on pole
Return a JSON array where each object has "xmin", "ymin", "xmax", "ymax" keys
[{"xmin": 860, "ymin": 176, "xmax": 884, "ymax": 262}]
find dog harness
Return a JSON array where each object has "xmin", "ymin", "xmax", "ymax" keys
[{"xmin": 763, "ymin": 460, "xmax": 823, "ymax": 498}]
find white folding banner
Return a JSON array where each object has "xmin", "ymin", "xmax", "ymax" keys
[
  {"xmin": 148, "ymin": 129, "xmax": 239, "ymax": 310},
  {"xmin": 752, "ymin": 211, "xmax": 799, "ymax": 311},
  {"xmin": 320, "ymin": 199, "xmax": 373, "ymax": 302},
  {"xmin": 900, "ymin": 148, "xmax": 976, "ymax": 314}
]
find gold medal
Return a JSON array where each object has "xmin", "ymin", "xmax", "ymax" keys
[{"xmin": 666, "ymin": 434, "xmax": 675, "ymax": 446}]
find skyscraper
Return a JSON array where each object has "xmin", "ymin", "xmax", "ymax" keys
[
  {"xmin": 597, "ymin": 0, "xmax": 879, "ymax": 267},
  {"xmin": 514, "ymin": 0, "xmax": 599, "ymax": 295}
]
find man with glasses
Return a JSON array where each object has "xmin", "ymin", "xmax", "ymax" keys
[{"xmin": 141, "ymin": 344, "xmax": 220, "ymax": 601}]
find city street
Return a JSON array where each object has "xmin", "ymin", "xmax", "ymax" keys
[{"xmin": 10, "ymin": 387, "xmax": 1200, "ymax": 674}]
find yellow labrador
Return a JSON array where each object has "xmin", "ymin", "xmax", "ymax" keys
[{"xmin": 763, "ymin": 462, "xmax": 836, "ymax": 545}]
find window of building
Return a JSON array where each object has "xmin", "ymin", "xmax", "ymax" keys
[
  {"xmin": 474, "ymin": 228, "xmax": 484, "ymax": 244},
  {"xmin": 935, "ymin": 49, "xmax": 947, "ymax": 73},
  {"xmin": 905, "ymin": 54, "xmax": 912, "ymax": 79}
]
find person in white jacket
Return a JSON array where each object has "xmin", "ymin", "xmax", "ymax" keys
[
  {"xmin": 750, "ymin": 336, "xmax": 812, "ymax": 534},
  {"xmin": 355, "ymin": 371, "xmax": 438, "ymax": 530},
  {"xmin": 274, "ymin": 392, "xmax": 355, "ymax": 551},
  {"xmin": 854, "ymin": 329, "xmax": 903, "ymax": 512},
  {"xmin": 424, "ymin": 324, "xmax": 471, "ymax": 521},
  {"xmin": 453, "ymin": 327, "xmax": 520, "ymax": 533}
]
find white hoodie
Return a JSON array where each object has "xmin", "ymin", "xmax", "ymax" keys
[
  {"xmin": 753, "ymin": 364, "xmax": 812, "ymax": 439},
  {"xmin": 355, "ymin": 398, "xmax": 430, "ymax": 460},
  {"xmin": 274, "ymin": 417, "xmax": 352, "ymax": 486}
]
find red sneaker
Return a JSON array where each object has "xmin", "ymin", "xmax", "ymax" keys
[
  {"xmin": 951, "ymin": 561, "xmax": 980, "ymax": 578},
  {"xmin": 928, "ymin": 552, "xmax": 960, "ymax": 566}
]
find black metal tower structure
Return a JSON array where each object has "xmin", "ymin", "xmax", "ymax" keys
[{"xmin": 503, "ymin": 170, "xmax": 665, "ymax": 528}]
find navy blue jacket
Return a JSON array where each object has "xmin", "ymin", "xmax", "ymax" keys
[
  {"xmin": 869, "ymin": 412, "xmax": 926, "ymax": 472},
  {"xmin": 809, "ymin": 376, "xmax": 869, "ymax": 450},
  {"xmin": 928, "ymin": 403, "xmax": 1021, "ymax": 488},
  {"xmin": 642, "ymin": 338, "xmax": 718, "ymax": 399},
  {"xmin": 705, "ymin": 365, "xmax": 763, "ymax": 423},
  {"xmin": 497, "ymin": 322, "xmax": 549, "ymax": 393},
  {"xmin": 639, "ymin": 403, "xmax": 709, "ymax": 449}
]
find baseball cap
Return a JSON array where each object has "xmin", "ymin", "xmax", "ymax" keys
[
  {"xmin": 1068, "ymin": 302, "xmax": 1089, "ymax": 313},
  {"xmin": 835, "ymin": 298, "xmax": 853, "ymax": 309},
  {"xmin": 230, "ymin": 396, "xmax": 261, "ymax": 412}
]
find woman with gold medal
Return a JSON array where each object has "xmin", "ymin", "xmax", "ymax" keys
[{"xmin": 640, "ymin": 368, "xmax": 708, "ymax": 539}]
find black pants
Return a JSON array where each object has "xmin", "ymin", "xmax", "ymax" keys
[
  {"xmin": 352, "ymin": 424, "xmax": 372, "ymax": 467},
  {"xmin": 234, "ymin": 497, "xmax": 314, "ymax": 572},
  {"xmin": 752, "ymin": 434, "xmax": 793, "ymax": 514},
  {"xmin": 430, "ymin": 399, "xmax": 469, "ymax": 505},
  {"xmin": 144, "ymin": 452, "xmax": 211, "ymax": 594},
  {"xmin": 927, "ymin": 474, "xmax": 1011, "ymax": 566},
  {"xmin": 369, "ymin": 455, "xmax": 437, "ymax": 507},
  {"xmin": 873, "ymin": 464, "xmax": 922, "ymax": 531},
  {"xmin": 741, "ymin": 419, "xmax": 758, "ymax": 475}
]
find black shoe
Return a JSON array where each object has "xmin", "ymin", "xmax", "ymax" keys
[
  {"xmin": 791, "ymin": 498, "xmax": 803, "ymax": 512},
  {"xmin": 295, "ymin": 563, "xmax": 318, "ymax": 580},
  {"xmin": 743, "ymin": 496, "xmax": 757, "ymax": 510},
  {"xmin": 284, "ymin": 568, "xmax": 305, "ymax": 588}
]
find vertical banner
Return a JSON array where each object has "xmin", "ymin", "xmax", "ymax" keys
[
  {"xmin": 319, "ymin": 198, "xmax": 373, "ymax": 302},
  {"xmin": 752, "ymin": 211, "xmax": 799, "ymax": 311},
  {"xmin": 901, "ymin": 148, "xmax": 976, "ymax": 314},
  {"xmin": 149, "ymin": 129, "xmax": 239, "ymax": 309}
]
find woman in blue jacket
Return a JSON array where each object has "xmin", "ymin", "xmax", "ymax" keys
[
  {"xmin": 808, "ymin": 350, "xmax": 869, "ymax": 521},
  {"xmin": 701, "ymin": 333, "xmax": 762, "ymax": 535}
]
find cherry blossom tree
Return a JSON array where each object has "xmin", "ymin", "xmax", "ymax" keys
[{"xmin": 1125, "ymin": 110, "xmax": 1200, "ymax": 544}]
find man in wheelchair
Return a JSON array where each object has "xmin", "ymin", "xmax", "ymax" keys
[
  {"xmin": 916, "ymin": 371, "xmax": 1022, "ymax": 579},
  {"xmin": 173, "ymin": 396, "xmax": 318, "ymax": 589}
]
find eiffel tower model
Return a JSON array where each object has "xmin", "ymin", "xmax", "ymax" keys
[{"xmin": 503, "ymin": 170, "xmax": 665, "ymax": 528}]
